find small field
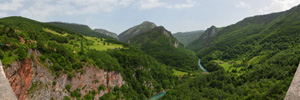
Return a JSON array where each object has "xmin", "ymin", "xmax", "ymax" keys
[
  {"xmin": 43, "ymin": 28, "xmax": 68, "ymax": 36},
  {"xmin": 172, "ymin": 69, "xmax": 189, "ymax": 77},
  {"xmin": 84, "ymin": 36, "xmax": 123, "ymax": 51},
  {"xmin": 213, "ymin": 60, "xmax": 244, "ymax": 75},
  {"xmin": 44, "ymin": 28, "xmax": 123, "ymax": 51}
]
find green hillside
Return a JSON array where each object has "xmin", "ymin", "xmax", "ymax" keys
[
  {"xmin": 118, "ymin": 21, "xmax": 156, "ymax": 42},
  {"xmin": 162, "ymin": 4, "xmax": 300, "ymax": 100},
  {"xmin": 48, "ymin": 22, "xmax": 112, "ymax": 39},
  {"xmin": 0, "ymin": 16, "xmax": 182, "ymax": 100},
  {"xmin": 94, "ymin": 28, "xmax": 118, "ymax": 39},
  {"xmin": 173, "ymin": 30, "xmax": 204, "ymax": 46},
  {"xmin": 128, "ymin": 26, "xmax": 199, "ymax": 72},
  {"xmin": 186, "ymin": 25, "xmax": 222, "ymax": 52}
]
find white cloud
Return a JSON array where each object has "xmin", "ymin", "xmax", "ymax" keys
[
  {"xmin": 259, "ymin": 0, "xmax": 300, "ymax": 14},
  {"xmin": 20, "ymin": 0, "xmax": 125, "ymax": 21},
  {"xmin": 0, "ymin": 0, "xmax": 25, "ymax": 11},
  {"xmin": 235, "ymin": 1, "xmax": 250, "ymax": 8},
  {"xmin": 119, "ymin": 0, "xmax": 134, "ymax": 7},
  {"xmin": 138, "ymin": 0, "xmax": 197, "ymax": 10},
  {"xmin": 4, "ymin": 0, "xmax": 197, "ymax": 21},
  {"xmin": 138, "ymin": 0, "xmax": 166, "ymax": 10}
]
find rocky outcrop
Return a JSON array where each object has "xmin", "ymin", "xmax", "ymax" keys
[
  {"xmin": 4, "ymin": 50, "xmax": 125, "ymax": 100},
  {"xmin": 0, "ymin": 60, "xmax": 17, "ymax": 100},
  {"xmin": 285, "ymin": 63, "xmax": 300, "ymax": 100},
  {"xmin": 5, "ymin": 58, "xmax": 33, "ymax": 100},
  {"xmin": 202, "ymin": 25, "xmax": 218, "ymax": 39}
]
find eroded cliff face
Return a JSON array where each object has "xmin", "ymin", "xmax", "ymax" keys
[
  {"xmin": 4, "ymin": 50, "xmax": 125, "ymax": 100},
  {"xmin": 5, "ymin": 58, "xmax": 33, "ymax": 100}
]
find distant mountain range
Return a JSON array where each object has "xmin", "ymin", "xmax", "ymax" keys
[
  {"xmin": 173, "ymin": 30, "xmax": 205, "ymax": 46},
  {"xmin": 93, "ymin": 28, "xmax": 118, "ymax": 39},
  {"xmin": 119, "ymin": 22, "xmax": 199, "ymax": 71},
  {"xmin": 186, "ymin": 25, "xmax": 221, "ymax": 52},
  {"xmin": 48, "ymin": 22, "xmax": 113, "ymax": 39}
]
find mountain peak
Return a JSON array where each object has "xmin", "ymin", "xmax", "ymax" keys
[
  {"xmin": 118, "ymin": 21, "xmax": 157, "ymax": 42},
  {"xmin": 142, "ymin": 21, "xmax": 155, "ymax": 24}
]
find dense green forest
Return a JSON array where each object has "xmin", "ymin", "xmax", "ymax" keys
[
  {"xmin": 128, "ymin": 26, "xmax": 199, "ymax": 72},
  {"xmin": 0, "ymin": 16, "xmax": 187, "ymax": 100},
  {"xmin": 162, "ymin": 4, "xmax": 300, "ymax": 100}
]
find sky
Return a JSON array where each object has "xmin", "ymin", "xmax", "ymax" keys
[{"xmin": 0, "ymin": 0, "xmax": 300, "ymax": 34}]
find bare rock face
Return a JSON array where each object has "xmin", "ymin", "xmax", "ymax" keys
[
  {"xmin": 4, "ymin": 51, "xmax": 125, "ymax": 100},
  {"xmin": 285, "ymin": 64, "xmax": 300, "ymax": 100},
  {"xmin": 5, "ymin": 58, "xmax": 33, "ymax": 100}
]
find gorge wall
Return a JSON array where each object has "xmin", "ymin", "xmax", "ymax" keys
[{"xmin": 4, "ymin": 49, "xmax": 125, "ymax": 100}]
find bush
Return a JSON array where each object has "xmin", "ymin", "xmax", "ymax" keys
[
  {"xmin": 65, "ymin": 84, "xmax": 71, "ymax": 92},
  {"xmin": 16, "ymin": 45, "xmax": 28, "ymax": 61}
]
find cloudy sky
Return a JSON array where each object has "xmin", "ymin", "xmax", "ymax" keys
[{"xmin": 0, "ymin": 0, "xmax": 300, "ymax": 34}]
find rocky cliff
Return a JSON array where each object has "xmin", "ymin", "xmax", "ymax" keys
[
  {"xmin": 4, "ymin": 49, "xmax": 125, "ymax": 100},
  {"xmin": 186, "ymin": 25, "xmax": 220, "ymax": 52}
]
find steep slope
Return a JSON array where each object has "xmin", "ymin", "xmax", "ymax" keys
[
  {"xmin": 128, "ymin": 26, "xmax": 199, "ymax": 72},
  {"xmin": 118, "ymin": 21, "xmax": 156, "ymax": 42},
  {"xmin": 162, "ymin": 4, "xmax": 300, "ymax": 100},
  {"xmin": 0, "ymin": 16, "xmax": 179, "ymax": 100},
  {"xmin": 94, "ymin": 28, "xmax": 118, "ymax": 39},
  {"xmin": 173, "ymin": 30, "xmax": 204, "ymax": 46},
  {"xmin": 185, "ymin": 26, "xmax": 221, "ymax": 51},
  {"xmin": 48, "ymin": 22, "xmax": 112, "ymax": 39}
]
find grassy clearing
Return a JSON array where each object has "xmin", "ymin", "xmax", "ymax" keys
[
  {"xmin": 84, "ymin": 36, "xmax": 123, "ymax": 51},
  {"xmin": 172, "ymin": 69, "xmax": 188, "ymax": 77},
  {"xmin": 213, "ymin": 60, "xmax": 244, "ymax": 75},
  {"xmin": 43, "ymin": 28, "xmax": 68, "ymax": 36},
  {"xmin": 43, "ymin": 28, "xmax": 123, "ymax": 51}
]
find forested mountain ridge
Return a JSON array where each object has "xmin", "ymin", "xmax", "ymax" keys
[
  {"xmin": 94, "ymin": 28, "xmax": 118, "ymax": 39},
  {"xmin": 161, "ymin": 4, "xmax": 300, "ymax": 100},
  {"xmin": 173, "ymin": 30, "xmax": 204, "ymax": 46},
  {"xmin": 126, "ymin": 26, "xmax": 199, "ymax": 72},
  {"xmin": 0, "ymin": 16, "xmax": 181, "ymax": 100},
  {"xmin": 118, "ymin": 21, "xmax": 156, "ymax": 42},
  {"xmin": 186, "ymin": 26, "xmax": 221, "ymax": 52},
  {"xmin": 48, "ymin": 22, "xmax": 112, "ymax": 39}
]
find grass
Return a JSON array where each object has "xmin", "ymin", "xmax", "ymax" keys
[
  {"xmin": 84, "ymin": 36, "xmax": 123, "ymax": 51},
  {"xmin": 213, "ymin": 59, "xmax": 244, "ymax": 75},
  {"xmin": 43, "ymin": 28, "xmax": 68, "ymax": 36},
  {"xmin": 44, "ymin": 27, "xmax": 123, "ymax": 51},
  {"xmin": 172, "ymin": 69, "xmax": 188, "ymax": 77},
  {"xmin": 248, "ymin": 56, "xmax": 262, "ymax": 65}
]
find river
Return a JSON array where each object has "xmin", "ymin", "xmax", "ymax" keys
[
  {"xmin": 148, "ymin": 92, "xmax": 167, "ymax": 100},
  {"xmin": 198, "ymin": 59, "xmax": 208, "ymax": 72},
  {"xmin": 148, "ymin": 59, "xmax": 208, "ymax": 100}
]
